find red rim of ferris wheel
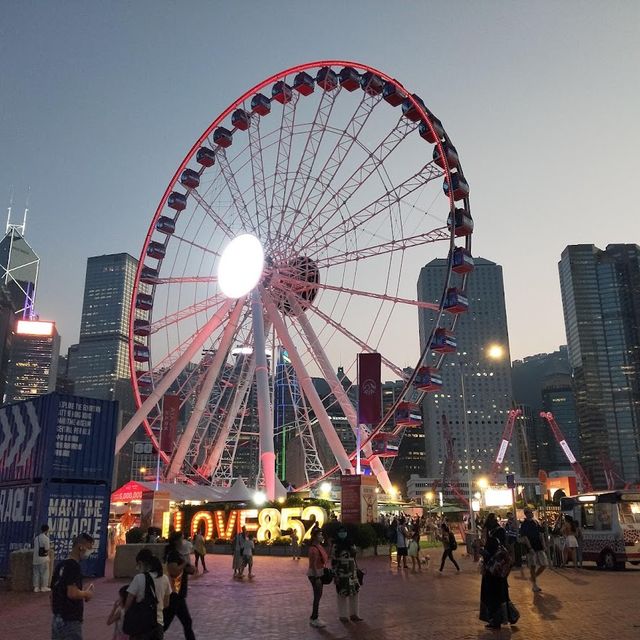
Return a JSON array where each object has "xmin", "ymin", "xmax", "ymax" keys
[{"xmin": 128, "ymin": 59, "xmax": 469, "ymax": 481}]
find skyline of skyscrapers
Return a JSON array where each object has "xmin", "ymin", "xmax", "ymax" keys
[{"xmin": 559, "ymin": 244, "xmax": 640, "ymax": 486}]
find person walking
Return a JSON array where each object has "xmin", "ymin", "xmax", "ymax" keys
[
  {"xmin": 50, "ymin": 532, "xmax": 95, "ymax": 640},
  {"xmin": 331, "ymin": 527, "xmax": 363, "ymax": 623},
  {"xmin": 479, "ymin": 513, "xmax": 518, "ymax": 630},
  {"xmin": 33, "ymin": 523, "xmax": 51, "ymax": 593},
  {"xmin": 124, "ymin": 549, "xmax": 171, "ymax": 640},
  {"xmin": 241, "ymin": 532, "xmax": 255, "ymax": 579},
  {"xmin": 519, "ymin": 508, "xmax": 548, "ymax": 592},
  {"xmin": 504, "ymin": 512, "xmax": 519, "ymax": 566},
  {"xmin": 307, "ymin": 528, "xmax": 329, "ymax": 628},
  {"xmin": 396, "ymin": 517, "xmax": 409, "ymax": 569},
  {"xmin": 192, "ymin": 529, "xmax": 208, "ymax": 574},
  {"xmin": 164, "ymin": 533, "xmax": 197, "ymax": 640},
  {"xmin": 562, "ymin": 515, "xmax": 579, "ymax": 568},
  {"xmin": 232, "ymin": 526, "xmax": 246, "ymax": 579},
  {"xmin": 290, "ymin": 528, "xmax": 300, "ymax": 560},
  {"xmin": 438, "ymin": 523, "xmax": 460, "ymax": 573}
]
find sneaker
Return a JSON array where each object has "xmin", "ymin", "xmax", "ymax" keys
[
  {"xmin": 41, "ymin": 587, "xmax": 51, "ymax": 592},
  {"xmin": 310, "ymin": 618, "xmax": 326, "ymax": 628},
  {"xmin": 33, "ymin": 588, "xmax": 40, "ymax": 593},
  {"xmin": 532, "ymin": 585, "xmax": 542, "ymax": 592},
  {"xmin": 350, "ymin": 615, "xmax": 364, "ymax": 622}
]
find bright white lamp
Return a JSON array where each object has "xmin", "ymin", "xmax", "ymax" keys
[
  {"xmin": 253, "ymin": 491, "xmax": 267, "ymax": 506},
  {"xmin": 218, "ymin": 234, "xmax": 264, "ymax": 299}
]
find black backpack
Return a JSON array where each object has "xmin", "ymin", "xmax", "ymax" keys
[
  {"xmin": 449, "ymin": 532, "xmax": 458, "ymax": 550},
  {"xmin": 122, "ymin": 573, "xmax": 158, "ymax": 636}
]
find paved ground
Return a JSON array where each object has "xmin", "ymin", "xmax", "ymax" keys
[{"xmin": 3, "ymin": 552, "xmax": 639, "ymax": 639}]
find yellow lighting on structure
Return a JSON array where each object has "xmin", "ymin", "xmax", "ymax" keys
[
  {"xmin": 477, "ymin": 477, "xmax": 489, "ymax": 489},
  {"xmin": 487, "ymin": 344, "xmax": 505, "ymax": 360},
  {"xmin": 277, "ymin": 496, "xmax": 285, "ymax": 504},
  {"xmin": 424, "ymin": 491, "xmax": 434, "ymax": 502},
  {"xmin": 320, "ymin": 482, "xmax": 332, "ymax": 495},
  {"xmin": 139, "ymin": 467, "xmax": 147, "ymax": 475},
  {"xmin": 191, "ymin": 511, "xmax": 215, "ymax": 540},
  {"xmin": 389, "ymin": 486, "xmax": 398, "ymax": 497},
  {"xmin": 16, "ymin": 320, "xmax": 54, "ymax": 336}
]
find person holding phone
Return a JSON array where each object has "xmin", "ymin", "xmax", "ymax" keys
[{"xmin": 50, "ymin": 532, "xmax": 95, "ymax": 640}]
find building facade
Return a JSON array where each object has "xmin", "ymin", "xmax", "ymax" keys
[
  {"xmin": 418, "ymin": 257, "xmax": 517, "ymax": 490},
  {"xmin": 559, "ymin": 244, "xmax": 640, "ymax": 487},
  {"xmin": 4, "ymin": 319, "xmax": 60, "ymax": 402}
]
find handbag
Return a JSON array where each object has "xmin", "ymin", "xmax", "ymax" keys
[
  {"xmin": 122, "ymin": 573, "xmax": 158, "ymax": 636},
  {"xmin": 321, "ymin": 568, "xmax": 334, "ymax": 584}
]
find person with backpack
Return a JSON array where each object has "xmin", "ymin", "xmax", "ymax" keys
[
  {"xmin": 479, "ymin": 513, "xmax": 518, "ymax": 630},
  {"xmin": 438, "ymin": 523, "xmax": 460, "ymax": 572},
  {"xmin": 50, "ymin": 532, "xmax": 95, "ymax": 640},
  {"xmin": 124, "ymin": 549, "xmax": 171, "ymax": 640}
]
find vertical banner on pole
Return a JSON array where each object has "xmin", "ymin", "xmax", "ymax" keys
[{"xmin": 357, "ymin": 352, "xmax": 382, "ymax": 424}]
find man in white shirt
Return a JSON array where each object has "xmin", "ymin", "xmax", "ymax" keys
[
  {"xmin": 125, "ymin": 548, "xmax": 171, "ymax": 639},
  {"xmin": 33, "ymin": 524, "xmax": 50, "ymax": 592}
]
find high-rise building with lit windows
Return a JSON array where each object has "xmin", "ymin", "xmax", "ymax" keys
[
  {"xmin": 417, "ymin": 257, "xmax": 517, "ymax": 486},
  {"xmin": 559, "ymin": 244, "xmax": 640, "ymax": 487},
  {"xmin": 72, "ymin": 253, "xmax": 139, "ymax": 400},
  {"xmin": 4, "ymin": 319, "xmax": 60, "ymax": 402}
]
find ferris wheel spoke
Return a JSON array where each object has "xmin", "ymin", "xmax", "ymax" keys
[
  {"xmin": 297, "ymin": 116, "xmax": 418, "ymax": 250},
  {"xmin": 306, "ymin": 302, "xmax": 406, "ymax": 380},
  {"xmin": 151, "ymin": 276, "xmax": 218, "ymax": 286},
  {"xmin": 165, "ymin": 301, "xmax": 246, "ymax": 480},
  {"xmin": 301, "ymin": 162, "xmax": 445, "ymax": 256},
  {"xmin": 116, "ymin": 298, "xmax": 235, "ymax": 453},
  {"xmin": 216, "ymin": 147, "xmax": 258, "ymax": 234},
  {"xmin": 201, "ymin": 347, "xmax": 258, "ymax": 478},
  {"xmin": 171, "ymin": 233, "xmax": 222, "ymax": 259},
  {"xmin": 261, "ymin": 287, "xmax": 353, "ymax": 472},
  {"xmin": 277, "ymin": 88, "xmax": 341, "ymax": 250},
  {"xmin": 310, "ymin": 227, "xmax": 451, "ymax": 269},
  {"xmin": 275, "ymin": 275, "xmax": 440, "ymax": 311},
  {"xmin": 149, "ymin": 294, "xmax": 226, "ymax": 334},
  {"xmin": 190, "ymin": 188, "xmax": 236, "ymax": 237},
  {"xmin": 247, "ymin": 117, "xmax": 270, "ymax": 237},
  {"xmin": 269, "ymin": 91, "xmax": 299, "ymax": 245},
  {"xmin": 299, "ymin": 92, "xmax": 382, "ymax": 228}
]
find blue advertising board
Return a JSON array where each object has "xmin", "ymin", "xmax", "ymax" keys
[
  {"xmin": 0, "ymin": 481, "xmax": 110, "ymax": 577},
  {"xmin": 0, "ymin": 393, "xmax": 118, "ymax": 484}
]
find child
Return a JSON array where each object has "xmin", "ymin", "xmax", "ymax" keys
[
  {"xmin": 242, "ymin": 533, "xmax": 255, "ymax": 579},
  {"xmin": 408, "ymin": 531, "xmax": 422, "ymax": 573},
  {"xmin": 106, "ymin": 586, "xmax": 128, "ymax": 640}
]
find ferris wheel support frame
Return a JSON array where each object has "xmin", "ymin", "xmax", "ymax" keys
[
  {"xmin": 261, "ymin": 287, "xmax": 353, "ymax": 473},
  {"xmin": 164, "ymin": 300, "xmax": 245, "ymax": 480},
  {"xmin": 116, "ymin": 298, "xmax": 235, "ymax": 454},
  {"xmin": 289, "ymin": 294, "xmax": 393, "ymax": 494}
]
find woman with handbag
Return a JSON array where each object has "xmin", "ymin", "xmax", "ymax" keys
[
  {"xmin": 479, "ymin": 513, "xmax": 519, "ymax": 630},
  {"xmin": 331, "ymin": 527, "xmax": 363, "ymax": 624},
  {"xmin": 124, "ymin": 549, "xmax": 171, "ymax": 640},
  {"xmin": 307, "ymin": 528, "xmax": 329, "ymax": 628}
]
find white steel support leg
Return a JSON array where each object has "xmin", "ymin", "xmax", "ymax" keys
[
  {"xmin": 200, "ymin": 355, "xmax": 257, "ymax": 478},
  {"xmin": 290, "ymin": 296, "xmax": 393, "ymax": 494},
  {"xmin": 251, "ymin": 288, "xmax": 276, "ymax": 501},
  {"xmin": 165, "ymin": 301, "xmax": 244, "ymax": 480},
  {"xmin": 261, "ymin": 287, "xmax": 353, "ymax": 474},
  {"xmin": 115, "ymin": 298, "xmax": 235, "ymax": 453}
]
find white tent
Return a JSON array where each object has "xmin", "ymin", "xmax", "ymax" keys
[{"xmin": 223, "ymin": 477, "xmax": 255, "ymax": 502}]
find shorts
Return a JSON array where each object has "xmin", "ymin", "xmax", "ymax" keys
[
  {"xmin": 527, "ymin": 549, "xmax": 548, "ymax": 568},
  {"xmin": 397, "ymin": 546, "xmax": 408, "ymax": 557},
  {"xmin": 565, "ymin": 535, "xmax": 578, "ymax": 548},
  {"xmin": 51, "ymin": 615, "xmax": 83, "ymax": 640}
]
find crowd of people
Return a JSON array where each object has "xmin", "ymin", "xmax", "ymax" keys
[{"xmin": 41, "ymin": 506, "xmax": 565, "ymax": 638}]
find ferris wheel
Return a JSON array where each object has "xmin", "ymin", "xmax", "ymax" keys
[{"xmin": 114, "ymin": 60, "xmax": 473, "ymax": 497}]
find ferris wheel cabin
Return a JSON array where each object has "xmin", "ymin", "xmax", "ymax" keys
[
  {"xmin": 231, "ymin": 109, "xmax": 250, "ymax": 131},
  {"xmin": 401, "ymin": 94, "xmax": 427, "ymax": 122},
  {"xmin": 293, "ymin": 71, "xmax": 315, "ymax": 95},
  {"xmin": 414, "ymin": 367, "xmax": 443, "ymax": 393},
  {"xmin": 444, "ymin": 288, "xmax": 469, "ymax": 313},
  {"xmin": 213, "ymin": 126, "xmax": 233, "ymax": 147},
  {"xmin": 133, "ymin": 319, "xmax": 151, "ymax": 337},
  {"xmin": 140, "ymin": 266, "xmax": 159, "ymax": 284},
  {"xmin": 452, "ymin": 247, "xmax": 475, "ymax": 274},
  {"xmin": 430, "ymin": 328, "xmax": 457, "ymax": 353},
  {"xmin": 395, "ymin": 402, "xmax": 422, "ymax": 427},
  {"xmin": 146, "ymin": 241, "xmax": 166, "ymax": 260},
  {"xmin": 133, "ymin": 345, "xmax": 150, "ymax": 363},
  {"xmin": 382, "ymin": 82, "xmax": 407, "ymax": 107},
  {"xmin": 433, "ymin": 141, "xmax": 459, "ymax": 169},
  {"xmin": 271, "ymin": 81, "xmax": 293, "ymax": 104},
  {"xmin": 338, "ymin": 66, "xmax": 361, "ymax": 91},
  {"xmin": 135, "ymin": 292, "xmax": 153, "ymax": 311},
  {"xmin": 316, "ymin": 67, "xmax": 338, "ymax": 91},
  {"xmin": 250, "ymin": 93, "xmax": 271, "ymax": 116},
  {"xmin": 180, "ymin": 168, "xmax": 200, "ymax": 189},
  {"xmin": 196, "ymin": 146, "xmax": 216, "ymax": 167},
  {"xmin": 155, "ymin": 216, "xmax": 176, "ymax": 235},
  {"xmin": 443, "ymin": 172, "xmax": 470, "ymax": 201},
  {"xmin": 447, "ymin": 208, "xmax": 474, "ymax": 237},
  {"xmin": 418, "ymin": 118, "xmax": 445, "ymax": 144},
  {"xmin": 360, "ymin": 71, "xmax": 385, "ymax": 96}
]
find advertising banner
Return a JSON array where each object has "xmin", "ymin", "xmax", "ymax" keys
[
  {"xmin": 360, "ymin": 475, "xmax": 379, "ymax": 523},
  {"xmin": 341, "ymin": 474, "xmax": 363, "ymax": 524},
  {"xmin": 160, "ymin": 395, "xmax": 180, "ymax": 453},
  {"xmin": 357, "ymin": 352, "xmax": 382, "ymax": 425}
]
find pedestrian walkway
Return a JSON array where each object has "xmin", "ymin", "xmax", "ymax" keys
[{"xmin": 2, "ymin": 554, "xmax": 639, "ymax": 639}]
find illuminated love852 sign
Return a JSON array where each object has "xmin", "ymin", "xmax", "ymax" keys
[{"xmin": 180, "ymin": 506, "xmax": 326, "ymax": 542}]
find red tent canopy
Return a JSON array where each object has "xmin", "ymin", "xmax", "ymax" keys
[{"xmin": 111, "ymin": 481, "xmax": 147, "ymax": 503}]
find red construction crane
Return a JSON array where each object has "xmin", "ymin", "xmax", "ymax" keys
[
  {"xmin": 539, "ymin": 411, "xmax": 593, "ymax": 492},
  {"xmin": 490, "ymin": 408, "xmax": 522, "ymax": 481}
]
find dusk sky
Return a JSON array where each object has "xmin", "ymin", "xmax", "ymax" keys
[{"xmin": 2, "ymin": 1, "xmax": 638, "ymax": 361}]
